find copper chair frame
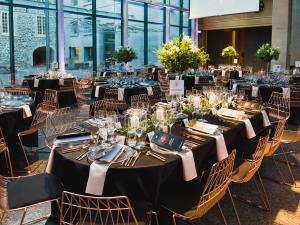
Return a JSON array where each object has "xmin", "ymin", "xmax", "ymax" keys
[
  {"xmin": 60, "ymin": 191, "xmax": 156, "ymax": 225},
  {"xmin": 163, "ymin": 150, "xmax": 241, "ymax": 225},
  {"xmin": 0, "ymin": 129, "xmax": 13, "ymax": 176},
  {"xmin": 267, "ymin": 92, "xmax": 290, "ymax": 121}
]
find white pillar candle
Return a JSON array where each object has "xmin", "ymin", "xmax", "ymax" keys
[
  {"xmin": 130, "ymin": 115, "xmax": 140, "ymax": 129},
  {"xmin": 192, "ymin": 96, "xmax": 201, "ymax": 108},
  {"xmin": 156, "ymin": 108, "xmax": 165, "ymax": 121}
]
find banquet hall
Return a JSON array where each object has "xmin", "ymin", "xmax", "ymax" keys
[{"xmin": 0, "ymin": 0, "xmax": 299, "ymax": 224}]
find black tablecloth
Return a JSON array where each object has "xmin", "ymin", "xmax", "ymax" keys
[
  {"xmin": 26, "ymin": 79, "xmax": 60, "ymax": 94},
  {"xmin": 51, "ymin": 112, "xmax": 267, "ymax": 211},
  {"xmin": 91, "ymin": 85, "xmax": 159, "ymax": 105}
]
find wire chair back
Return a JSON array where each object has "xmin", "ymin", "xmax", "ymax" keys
[
  {"xmin": 60, "ymin": 191, "xmax": 139, "ymax": 225},
  {"xmin": 189, "ymin": 150, "xmax": 236, "ymax": 219},
  {"xmin": 131, "ymin": 94, "xmax": 149, "ymax": 105},
  {"xmin": 267, "ymin": 92, "xmax": 290, "ymax": 120},
  {"xmin": 265, "ymin": 119, "xmax": 286, "ymax": 157},
  {"xmin": 290, "ymin": 87, "xmax": 300, "ymax": 107},
  {"xmin": 6, "ymin": 88, "xmax": 31, "ymax": 96},
  {"xmin": 43, "ymin": 89, "xmax": 58, "ymax": 108},
  {"xmin": 202, "ymin": 85, "xmax": 227, "ymax": 93}
]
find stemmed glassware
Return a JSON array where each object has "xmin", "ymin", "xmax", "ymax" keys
[{"xmin": 166, "ymin": 109, "xmax": 177, "ymax": 134}]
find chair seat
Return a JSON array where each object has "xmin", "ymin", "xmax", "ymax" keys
[
  {"xmin": 8, "ymin": 173, "xmax": 63, "ymax": 209},
  {"xmin": 232, "ymin": 159, "xmax": 252, "ymax": 182},
  {"xmin": 264, "ymin": 142, "xmax": 272, "ymax": 156},
  {"xmin": 281, "ymin": 130, "xmax": 300, "ymax": 144}
]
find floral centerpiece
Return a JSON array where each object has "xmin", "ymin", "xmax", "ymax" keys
[
  {"xmin": 113, "ymin": 47, "xmax": 137, "ymax": 71},
  {"xmin": 157, "ymin": 35, "xmax": 209, "ymax": 74},
  {"xmin": 221, "ymin": 46, "xmax": 239, "ymax": 64},
  {"xmin": 255, "ymin": 43, "xmax": 280, "ymax": 73}
]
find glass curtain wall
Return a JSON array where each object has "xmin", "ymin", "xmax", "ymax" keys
[{"xmin": 0, "ymin": 0, "xmax": 191, "ymax": 84}]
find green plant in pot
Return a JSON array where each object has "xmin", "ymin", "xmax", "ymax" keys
[
  {"xmin": 157, "ymin": 35, "xmax": 210, "ymax": 75},
  {"xmin": 255, "ymin": 43, "xmax": 280, "ymax": 74},
  {"xmin": 221, "ymin": 46, "xmax": 239, "ymax": 64},
  {"xmin": 113, "ymin": 47, "xmax": 138, "ymax": 71}
]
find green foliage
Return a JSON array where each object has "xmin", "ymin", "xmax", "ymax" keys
[
  {"xmin": 113, "ymin": 47, "xmax": 138, "ymax": 63},
  {"xmin": 157, "ymin": 35, "xmax": 210, "ymax": 73},
  {"xmin": 221, "ymin": 46, "xmax": 239, "ymax": 58},
  {"xmin": 255, "ymin": 43, "xmax": 280, "ymax": 63}
]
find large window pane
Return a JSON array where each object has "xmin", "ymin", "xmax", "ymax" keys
[
  {"xmin": 96, "ymin": 0, "xmax": 121, "ymax": 18},
  {"xmin": 64, "ymin": 13, "xmax": 92, "ymax": 78},
  {"xmin": 128, "ymin": 21, "xmax": 144, "ymax": 68},
  {"xmin": 170, "ymin": 26, "xmax": 180, "ymax": 40},
  {"xmin": 0, "ymin": 5, "xmax": 10, "ymax": 85},
  {"xmin": 183, "ymin": 11, "xmax": 189, "ymax": 27},
  {"xmin": 168, "ymin": 0, "xmax": 180, "ymax": 7},
  {"xmin": 128, "ymin": 2, "xmax": 144, "ymax": 21},
  {"xmin": 64, "ymin": 0, "xmax": 92, "ymax": 14},
  {"xmin": 96, "ymin": 17, "xmax": 121, "ymax": 69},
  {"xmin": 148, "ymin": 23, "xmax": 163, "ymax": 65},
  {"xmin": 170, "ymin": 9, "xmax": 180, "ymax": 26},
  {"xmin": 183, "ymin": 0, "xmax": 189, "ymax": 9},
  {"xmin": 14, "ymin": 8, "xmax": 57, "ymax": 80},
  {"xmin": 14, "ymin": 0, "xmax": 56, "ymax": 9},
  {"xmin": 148, "ymin": 5, "xmax": 163, "ymax": 23}
]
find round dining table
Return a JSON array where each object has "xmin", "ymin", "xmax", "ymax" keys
[
  {"xmin": 91, "ymin": 81, "xmax": 160, "ymax": 105},
  {"xmin": 50, "ymin": 111, "xmax": 267, "ymax": 213}
]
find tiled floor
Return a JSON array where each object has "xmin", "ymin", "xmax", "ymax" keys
[{"xmin": 2, "ymin": 132, "xmax": 299, "ymax": 225}]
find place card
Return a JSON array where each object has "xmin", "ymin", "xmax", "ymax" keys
[
  {"xmin": 151, "ymin": 130, "xmax": 184, "ymax": 152},
  {"xmin": 273, "ymin": 64, "xmax": 281, "ymax": 73},
  {"xmin": 187, "ymin": 120, "xmax": 218, "ymax": 135},
  {"xmin": 169, "ymin": 80, "xmax": 184, "ymax": 96},
  {"xmin": 295, "ymin": 61, "xmax": 300, "ymax": 68}
]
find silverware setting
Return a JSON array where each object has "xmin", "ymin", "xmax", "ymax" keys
[
  {"xmin": 145, "ymin": 150, "xmax": 166, "ymax": 162},
  {"xmin": 121, "ymin": 150, "xmax": 139, "ymax": 167},
  {"xmin": 75, "ymin": 150, "xmax": 89, "ymax": 161}
]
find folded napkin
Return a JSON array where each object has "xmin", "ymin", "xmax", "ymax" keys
[
  {"xmin": 194, "ymin": 77, "xmax": 199, "ymax": 84},
  {"xmin": 282, "ymin": 87, "xmax": 290, "ymax": 98},
  {"xmin": 261, "ymin": 110, "xmax": 271, "ymax": 127},
  {"xmin": 152, "ymin": 68, "xmax": 156, "ymax": 73},
  {"xmin": 175, "ymin": 75, "xmax": 179, "ymax": 80},
  {"xmin": 118, "ymin": 88, "xmax": 125, "ymax": 101},
  {"xmin": 218, "ymin": 108, "xmax": 255, "ymax": 139},
  {"xmin": 232, "ymin": 83, "xmax": 238, "ymax": 94},
  {"xmin": 252, "ymin": 86, "xmax": 259, "ymax": 97},
  {"xmin": 222, "ymin": 70, "xmax": 226, "ymax": 77},
  {"xmin": 147, "ymin": 86, "xmax": 153, "ymax": 96},
  {"xmin": 34, "ymin": 78, "xmax": 39, "ymax": 87},
  {"xmin": 85, "ymin": 144, "xmax": 124, "ymax": 195},
  {"xmin": 102, "ymin": 72, "xmax": 107, "ymax": 77},
  {"xmin": 186, "ymin": 120, "xmax": 218, "ymax": 135},
  {"xmin": 59, "ymin": 78, "xmax": 64, "ymax": 86},
  {"xmin": 239, "ymin": 71, "xmax": 243, "ymax": 78},
  {"xmin": 20, "ymin": 105, "xmax": 32, "ymax": 118},
  {"xmin": 149, "ymin": 141, "xmax": 197, "ymax": 181},
  {"xmin": 94, "ymin": 86, "xmax": 102, "ymax": 98}
]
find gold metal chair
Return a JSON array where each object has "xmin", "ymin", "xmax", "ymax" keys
[
  {"xmin": 41, "ymin": 89, "xmax": 58, "ymax": 113},
  {"xmin": 161, "ymin": 150, "xmax": 240, "ymax": 225},
  {"xmin": 104, "ymin": 88, "xmax": 128, "ymax": 112},
  {"xmin": 17, "ymin": 104, "xmax": 49, "ymax": 171},
  {"xmin": 58, "ymin": 78, "xmax": 75, "ymax": 92},
  {"xmin": 0, "ymin": 129, "xmax": 13, "ymax": 176},
  {"xmin": 266, "ymin": 92, "xmax": 290, "ymax": 122},
  {"xmin": 0, "ymin": 174, "xmax": 62, "ymax": 225},
  {"xmin": 6, "ymin": 88, "xmax": 31, "ymax": 96},
  {"xmin": 262, "ymin": 119, "xmax": 297, "ymax": 186},
  {"xmin": 202, "ymin": 85, "xmax": 227, "ymax": 93},
  {"xmin": 131, "ymin": 94, "xmax": 149, "ymax": 106},
  {"xmin": 60, "ymin": 191, "xmax": 155, "ymax": 225},
  {"xmin": 149, "ymin": 86, "xmax": 162, "ymax": 105},
  {"xmin": 231, "ymin": 133, "xmax": 271, "ymax": 211}
]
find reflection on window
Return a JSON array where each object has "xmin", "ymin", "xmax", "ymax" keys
[
  {"xmin": 148, "ymin": 23, "xmax": 163, "ymax": 65},
  {"xmin": 71, "ymin": 21, "xmax": 78, "ymax": 34},
  {"xmin": 2, "ymin": 12, "xmax": 8, "ymax": 34},
  {"xmin": 37, "ymin": 15, "xmax": 46, "ymax": 35},
  {"xmin": 69, "ymin": 47, "xmax": 79, "ymax": 60},
  {"xmin": 84, "ymin": 47, "xmax": 93, "ymax": 61},
  {"xmin": 128, "ymin": 21, "xmax": 144, "ymax": 68}
]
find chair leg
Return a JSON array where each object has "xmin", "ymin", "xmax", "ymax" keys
[
  {"xmin": 279, "ymin": 146, "xmax": 298, "ymax": 187},
  {"xmin": 19, "ymin": 208, "xmax": 27, "ymax": 225},
  {"xmin": 257, "ymin": 171, "xmax": 271, "ymax": 210},
  {"xmin": 5, "ymin": 149, "xmax": 14, "ymax": 176},
  {"xmin": 274, "ymin": 144, "xmax": 300, "ymax": 169},
  {"xmin": 227, "ymin": 187, "xmax": 242, "ymax": 225},
  {"xmin": 253, "ymin": 175, "xmax": 271, "ymax": 211},
  {"xmin": 17, "ymin": 134, "xmax": 31, "ymax": 173},
  {"xmin": 217, "ymin": 202, "xmax": 228, "ymax": 225}
]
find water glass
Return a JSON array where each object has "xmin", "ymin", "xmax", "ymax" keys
[{"xmin": 127, "ymin": 130, "xmax": 137, "ymax": 148}]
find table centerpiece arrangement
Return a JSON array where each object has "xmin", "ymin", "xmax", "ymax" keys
[
  {"xmin": 113, "ymin": 46, "xmax": 138, "ymax": 72},
  {"xmin": 255, "ymin": 43, "xmax": 280, "ymax": 74}
]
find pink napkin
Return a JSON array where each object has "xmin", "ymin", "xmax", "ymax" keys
[
  {"xmin": 20, "ymin": 105, "xmax": 32, "ymax": 118},
  {"xmin": 34, "ymin": 78, "xmax": 39, "ymax": 87},
  {"xmin": 85, "ymin": 162, "xmax": 109, "ymax": 195},
  {"xmin": 261, "ymin": 110, "xmax": 271, "ymax": 127},
  {"xmin": 177, "ymin": 151, "xmax": 197, "ymax": 181},
  {"xmin": 242, "ymin": 119, "xmax": 256, "ymax": 139}
]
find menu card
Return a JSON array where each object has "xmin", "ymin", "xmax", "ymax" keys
[
  {"xmin": 218, "ymin": 108, "xmax": 245, "ymax": 119},
  {"xmin": 187, "ymin": 120, "xmax": 218, "ymax": 135},
  {"xmin": 151, "ymin": 130, "xmax": 184, "ymax": 152}
]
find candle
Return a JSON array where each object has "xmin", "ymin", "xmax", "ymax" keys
[
  {"xmin": 234, "ymin": 59, "xmax": 238, "ymax": 64},
  {"xmin": 130, "ymin": 115, "xmax": 140, "ymax": 129},
  {"xmin": 156, "ymin": 107, "xmax": 165, "ymax": 121},
  {"xmin": 192, "ymin": 96, "xmax": 201, "ymax": 108}
]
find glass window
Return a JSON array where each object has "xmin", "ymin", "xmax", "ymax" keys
[
  {"xmin": 0, "ymin": 6, "xmax": 10, "ymax": 85},
  {"xmin": 96, "ymin": 17, "xmax": 121, "ymax": 68},
  {"xmin": 14, "ymin": 8, "xmax": 57, "ymax": 80},
  {"xmin": 37, "ymin": 15, "xmax": 46, "ymax": 35},
  {"xmin": 148, "ymin": 23, "xmax": 163, "ymax": 65},
  {"xmin": 183, "ymin": 11, "xmax": 189, "ymax": 27},
  {"xmin": 168, "ymin": 0, "xmax": 180, "ymax": 7},
  {"xmin": 128, "ymin": 21, "xmax": 144, "ymax": 68},
  {"xmin": 96, "ymin": 0, "xmax": 121, "ymax": 18},
  {"xmin": 128, "ymin": 2, "xmax": 144, "ymax": 21},
  {"xmin": 1, "ymin": 12, "xmax": 8, "ymax": 34},
  {"xmin": 148, "ymin": 5, "xmax": 163, "ymax": 23},
  {"xmin": 14, "ymin": 0, "xmax": 56, "ymax": 9},
  {"xmin": 64, "ymin": 13, "xmax": 93, "ymax": 77},
  {"xmin": 170, "ymin": 9, "xmax": 180, "ymax": 26},
  {"xmin": 183, "ymin": 0, "xmax": 189, "ymax": 9},
  {"xmin": 64, "ymin": 0, "xmax": 92, "ymax": 14},
  {"xmin": 170, "ymin": 26, "xmax": 179, "ymax": 40}
]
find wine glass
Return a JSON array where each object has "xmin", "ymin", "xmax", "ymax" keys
[
  {"xmin": 166, "ymin": 109, "xmax": 176, "ymax": 134},
  {"xmin": 126, "ymin": 129, "xmax": 137, "ymax": 148}
]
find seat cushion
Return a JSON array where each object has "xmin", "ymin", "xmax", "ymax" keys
[
  {"xmin": 281, "ymin": 130, "xmax": 300, "ymax": 144},
  {"xmin": 8, "ymin": 173, "xmax": 63, "ymax": 209},
  {"xmin": 232, "ymin": 159, "xmax": 251, "ymax": 182}
]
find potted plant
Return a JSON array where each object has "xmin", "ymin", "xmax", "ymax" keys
[
  {"xmin": 113, "ymin": 47, "xmax": 138, "ymax": 71},
  {"xmin": 255, "ymin": 43, "xmax": 280, "ymax": 74},
  {"xmin": 221, "ymin": 46, "xmax": 239, "ymax": 64},
  {"xmin": 157, "ymin": 35, "xmax": 209, "ymax": 75}
]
